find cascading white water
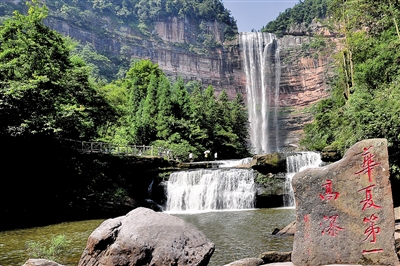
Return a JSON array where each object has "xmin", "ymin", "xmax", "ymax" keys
[
  {"xmin": 218, "ymin": 157, "xmax": 253, "ymax": 168},
  {"xmin": 166, "ymin": 169, "xmax": 256, "ymax": 213},
  {"xmin": 240, "ymin": 32, "xmax": 281, "ymax": 154},
  {"xmin": 283, "ymin": 152, "xmax": 322, "ymax": 207}
]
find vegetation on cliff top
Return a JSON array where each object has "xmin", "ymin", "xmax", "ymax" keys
[
  {"xmin": 301, "ymin": 0, "xmax": 400, "ymax": 179},
  {"xmin": 0, "ymin": 0, "xmax": 238, "ymax": 82},
  {"xmin": 262, "ymin": 0, "xmax": 329, "ymax": 36}
]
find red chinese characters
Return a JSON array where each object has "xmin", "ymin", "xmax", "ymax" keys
[
  {"xmin": 320, "ymin": 215, "xmax": 344, "ymax": 237},
  {"xmin": 363, "ymin": 214, "xmax": 381, "ymax": 243},
  {"xmin": 355, "ymin": 146, "xmax": 384, "ymax": 254},
  {"xmin": 362, "ymin": 214, "xmax": 384, "ymax": 254},
  {"xmin": 355, "ymin": 146, "xmax": 380, "ymax": 182},
  {"xmin": 319, "ymin": 179, "xmax": 344, "ymax": 236},
  {"xmin": 319, "ymin": 179, "xmax": 339, "ymax": 201},
  {"xmin": 358, "ymin": 184, "xmax": 382, "ymax": 211}
]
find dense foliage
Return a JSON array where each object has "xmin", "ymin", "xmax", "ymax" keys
[
  {"xmin": 0, "ymin": 1, "xmax": 249, "ymax": 161},
  {"xmin": 98, "ymin": 59, "xmax": 250, "ymax": 160},
  {"xmin": 0, "ymin": 0, "xmax": 238, "ymax": 82},
  {"xmin": 301, "ymin": 0, "xmax": 400, "ymax": 179},
  {"xmin": 0, "ymin": 1, "xmax": 115, "ymax": 139},
  {"xmin": 262, "ymin": 0, "xmax": 329, "ymax": 36}
]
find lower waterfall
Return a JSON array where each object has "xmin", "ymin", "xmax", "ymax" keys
[
  {"xmin": 166, "ymin": 168, "xmax": 256, "ymax": 213},
  {"xmin": 283, "ymin": 152, "xmax": 322, "ymax": 207}
]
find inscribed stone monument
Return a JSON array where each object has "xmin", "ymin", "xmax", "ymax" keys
[{"xmin": 292, "ymin": 139, "xmax": 399, "ymax": 266}]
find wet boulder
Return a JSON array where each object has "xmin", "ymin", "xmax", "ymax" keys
[{"xmin": 78, "ymin": 207, "xmax": 214, "ymax": 266}]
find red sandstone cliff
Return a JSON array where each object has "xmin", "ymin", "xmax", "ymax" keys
[{"xmin": 45, "ymin": 12, "xmax": 337, "ymax": 151}]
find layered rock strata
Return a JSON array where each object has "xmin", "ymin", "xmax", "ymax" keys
[{"xmin": 43, "ymin": 12, "xmax": 335, "ymax": 150}]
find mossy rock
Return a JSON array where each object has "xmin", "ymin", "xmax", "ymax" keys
[
  {"xmin": 321, "ymin": 145, "xmax": 341, "ymax": 162},
  {"xmin": 251, "ymin": 152, "xmax": 286, "ymax": 174}
]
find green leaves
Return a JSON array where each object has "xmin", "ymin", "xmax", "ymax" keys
[
  {"xmin": 26, "ymin": 234, "xmax": 70, "ymax": 263},
  {"xmin": 262, "ymin": 0, "xmax": 329, "ymax": 34},
  {"xmin": 97, "ymin": 59, "xmax": 250, "ymax": 160},
  {"xmin": 0, "ymin": 1, "xmax": 115, "ymax": 139},
  {"xmin": 302, "ymin": 0, "xmax": 400, "ymax": 179}
]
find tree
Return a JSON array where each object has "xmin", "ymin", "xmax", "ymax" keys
[
  {"xmin": 171, "ymin": 76, "xmax": 191, "ymax": 120},
  {"xmin": 124, "ymin": 59, "xmax": 164, "ymax": 115},
  {"xmin": 230, "ymin": 93, "xmax": 250, "ymax": 158},
  {"xmin": 0, "ymin": 0, "xmax": 114, "ymax": 139},
  {"xmin": 156, "ymin": 75, "xmax": 174, "ymax": 140},
  {"xmin": 134, "ymin": 74, "xmax": 158, "ymax": 144},
  {"xmin": 188, "ymin": 85, "xmax": 208, "ymax": 151},
  {"xmin": 202, "ymin": 85, "xmax": 217, "ymax": 148},
  {"xmin": 213, "ymin": 89, "xmax": 234, "ymax": 157}
]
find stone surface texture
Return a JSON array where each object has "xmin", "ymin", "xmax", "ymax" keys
[
  {"xmin": 260, "ymin": 251, "xmax": 292, "ymax": 263},
  {"xmin": 273, "ymin": 221, "xmax": 296, "ymax": 236},
  {"xmin": 78, "ymin": 207, "xmax": 214, "ymax": 266},
  {"xmin": 292, "ymin": 139, "xmax": 398, "ymax": 266},
  {"xmin": 224, "ymin": 258, "xmax": 264, "ymax": 266},
  {"xmin": 395, "ymin": 207, "xmax": 400, "ymax": 221},
  {"xmin": 22, "ymin": 259, "xmax": 64, "ymax": 266}
]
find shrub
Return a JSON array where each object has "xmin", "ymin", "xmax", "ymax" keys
[{"xmin": 26, "ymin": 234, "xmax": 70, "ymax": 262}]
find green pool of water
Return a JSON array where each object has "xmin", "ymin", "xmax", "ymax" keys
[{"xmin": 0, "ymin": 208, "xmax": 295, "ymax": 266}]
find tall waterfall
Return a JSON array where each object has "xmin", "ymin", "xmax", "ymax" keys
[
  {"xmin": 166, "ymin": 169, "xmax": 256, "ymax": 213},
  {"xmin": 240, "ymin": 32, "xmax": 281, "ymax": 154},
  {"xmin": 283, "ymin": 152, "xmax": 322, "ymax": 207}
]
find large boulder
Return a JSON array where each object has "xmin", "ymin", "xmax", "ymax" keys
[
  {"xmin": 292, "ymin": 139, "xmax": 399, "ymax": 266},
  {"xmin": 78, "ymin": 207, "xmax": 215, "ymax": 266}
]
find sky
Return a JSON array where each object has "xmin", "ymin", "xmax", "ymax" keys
[{"xmin": 222, "ymin": 0, "xmax": 299, "ymax": 32}]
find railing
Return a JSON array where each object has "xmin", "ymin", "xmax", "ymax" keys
[{"xmin": 59, "ymin": 138, "xmax": 173, "ymax": 159}]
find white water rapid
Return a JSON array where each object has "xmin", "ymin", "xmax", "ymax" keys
[
  {"xmin": 218, "ymin": 157, "xmax": 252, "ymax": 168},
  {"xmin": 240, "ymin": 32, "xmax": 281, "ymax": 154},
  {"xmin": 283, "ymin": 152, "xmax": 322, "ymax": 207},
  {"xmin": 166, "ymin": 168, "xmax": 256, "ymax": 213}
]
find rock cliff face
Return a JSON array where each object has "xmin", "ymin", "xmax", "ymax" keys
[
  {"xmin": 153, "ymin": 19, "xmax": 336, "ymax": 151},
  {"xmin": 47, "ymin": 14, "xmax": 336, "ymax": 150},
  {"xmin": 2, "ymin": 0, "xmax": 335, "ymax": 151},
  {"xmin": 279, "ymin": 35, "xmax": 332, "ymax": 108},
  {"xmin": 46, "ymin": 15, "xmax": 245, "ymax": 99},
  {"xmin": 275, "ymin": 34, "xmax": 336, "ymax": 150}
]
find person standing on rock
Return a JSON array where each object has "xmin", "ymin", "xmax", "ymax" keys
[
  {"xmin": 189, "ymin": 152, "xmax": 193, "ymax": 162},
  {"xmin": 214, "ymin": 152, "xmax": 218, "ymax": 161}
]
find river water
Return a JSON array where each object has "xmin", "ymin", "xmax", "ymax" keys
[{"xmin": 0, "ymin": 208, "xmax": 295, "ymax": 266}]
